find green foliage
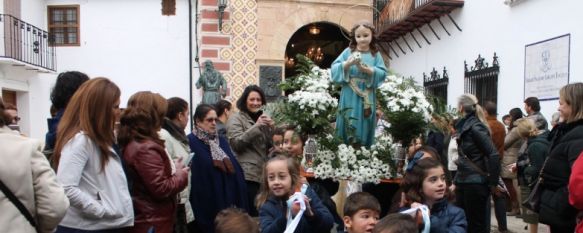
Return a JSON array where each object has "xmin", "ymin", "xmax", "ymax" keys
[
  {"xmin": 385, "ymin": 110, "xmax": 427, "ymax": 146},
  {"xmin": 278, "ymin": 54, "xmax": 315, "ymax": 93}
]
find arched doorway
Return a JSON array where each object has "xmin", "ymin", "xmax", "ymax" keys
[{"xmin": 284, "ymin": 22, "xmax": 349, "ymax": 79}]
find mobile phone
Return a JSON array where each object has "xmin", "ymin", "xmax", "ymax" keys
[{"xmin": 185, "ymin": 152, "xmax": 194, "ymax": 167}]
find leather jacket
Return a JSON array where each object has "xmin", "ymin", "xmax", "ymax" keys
[
  {"xmin": 454, "ymin": 113, "xmax": 501, "ymax": 187},
  {"xmin": 123, "ymin": 140, "xmax": 189, "ymax": 233}
]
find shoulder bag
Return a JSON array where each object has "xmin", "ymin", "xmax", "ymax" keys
[
  {"xmin": 522, "ymin": 156, "xmax": 549, "ymax": 212},
  {"xmin": 0, "ymin": 179, "xmax": 38, "ymax": 230}
]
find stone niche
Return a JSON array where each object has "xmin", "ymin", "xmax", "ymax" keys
[
  {"xmin": 255, "ymin": 0, "xmax": 373, "ymax": 82},
  {"xmin": 259, "ymin": 65, "xmax": 283, "ymax": 102}
]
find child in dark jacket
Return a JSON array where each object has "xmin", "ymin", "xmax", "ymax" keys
[
  {"xmin": 400, "ymin": 158, "xmax": 467, "ymax": 233},
  {"xmin": 257, "ymin": 155, "xmax": 334, "ymax": 233}
]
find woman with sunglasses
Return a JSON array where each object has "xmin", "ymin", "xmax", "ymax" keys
[{"xmin": 188, "ymin": 104, "xmax": 248, "ymax": 233}]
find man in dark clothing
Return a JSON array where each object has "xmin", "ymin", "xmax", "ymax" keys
[
  {"xmin": 484, "ymin": 101, "xmax": 509, "ymax": 233},
  {"xmin": 43, "ymin": 71, "xmax": 89, "ymax": 161},
  {"xmin": 524, "ymin": 97, "xmax": 549, "ymax": 132}
]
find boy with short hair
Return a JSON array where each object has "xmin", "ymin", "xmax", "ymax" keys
[
  {"xmin": 373, "ymin": 213, "xmax": 418, "ymax": 233},
  {"xmin": 343, "ymin": 192, "xmax": 382, "ymax": 233}
]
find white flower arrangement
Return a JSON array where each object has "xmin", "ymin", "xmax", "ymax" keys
[
  {"xmin": 277, "ymin": 56, "xmax": 422, "ymax": 182},
  {"xmin": 378, "ymin": 75, "xmax": 433, "ymax": 121},
  {"xmin": 297, "ymin": 66, "xmax": 332, "ymax": 93},
  {"xmin": 275, "ymin": 65, "xmax": 337, "ymax": 135},
  {"xmin": 287, "ymin": 91, "xmax": 337, "ymax": 117},
  {"xmin": 313, "ymin": 133, "xmax": 399, "ymax": 183},
  {"xmin": 376, "ymin": 74, "xmax": 433, "ymax": 145}
]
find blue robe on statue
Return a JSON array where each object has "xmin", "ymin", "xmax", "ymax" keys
[
  {"xmin": 331, "ymin": 48, "xmax": 387, "ymax": 147},
  {"xmin": 188, "ymin": 134, "xmax": 249, "ymax": 233}
]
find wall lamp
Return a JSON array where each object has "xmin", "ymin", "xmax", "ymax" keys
[{"xmin": 218, "ymin": 0, "xmax": 228, "ymax": 31}]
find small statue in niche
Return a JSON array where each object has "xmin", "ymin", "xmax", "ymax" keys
[{"xmin": 197, "ymin": 60, "xmax": 227, "ymax": 105}]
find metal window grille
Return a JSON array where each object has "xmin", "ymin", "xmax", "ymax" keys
[
  {"xmin": 464, "ymin": 53, "xmax": 500, "ymax": 105},
  {"xmin": 423, "ymin": 67, "xmax": 449, "ymax": 102}
]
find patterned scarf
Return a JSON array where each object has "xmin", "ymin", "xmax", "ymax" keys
[{"xmin": 193, "ymin": 126, "xmax": 234, "ymax": 174}]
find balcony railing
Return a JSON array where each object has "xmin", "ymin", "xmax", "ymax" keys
[{"xmin": 0, "ymin": 14, "xmax": 56, "ymax": 72}]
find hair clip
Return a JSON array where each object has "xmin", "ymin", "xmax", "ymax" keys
[{"xmin": 406, "ymin": 151, "xmax": 424, "ymax": 172}]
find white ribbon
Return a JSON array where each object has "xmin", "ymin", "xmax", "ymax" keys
[
  {"xmin": 400, "ymin": 204, "xmax": 431, "ymax": 233},
  {"xmin": 284, "ymin": 184, "xmax": 308, "ymax": 233}
]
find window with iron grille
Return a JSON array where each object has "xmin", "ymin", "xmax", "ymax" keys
[
  {"xmin": 423, "ymin": 67, "xmax": 449, "ymax": 103},
  {"xmin": 464, "ymin": 53, "xmax": 500, "ymax": 105},
  {"xmin": 47, "ymin": 5, "xmax": 80, "ymax": 46}
]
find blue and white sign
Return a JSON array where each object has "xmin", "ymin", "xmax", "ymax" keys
[{"xmin": 524, "ymin": 34, "xmax": 570, "ymax": 101}]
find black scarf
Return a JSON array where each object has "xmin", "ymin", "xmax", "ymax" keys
[
  {"xmin": 246, "ymin": 110, "xmax": 262, "ymax": 123},
  {"xmin": 162, "ymin": 118, "xmax": 188, "ymax": 145}
]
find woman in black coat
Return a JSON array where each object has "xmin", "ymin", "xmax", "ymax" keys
[
  {"xmin": 453, "ymin": 94, "xmax": 501, "ymax": 233},
  {"xmin": 538, "ymin": 83, "xmax": 583, "ymax": 232}
]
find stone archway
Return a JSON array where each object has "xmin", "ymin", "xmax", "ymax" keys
[
  {"xmin": 284, "ymin": 22, "xmax": 349, "ymax": 79},
  {"xmin": 255, "ymin": 1, "xmax": 372, "ymax": 101},
  {"xmin": 256, "ymin": 1, "xmax": 372, "ymax": 63}
]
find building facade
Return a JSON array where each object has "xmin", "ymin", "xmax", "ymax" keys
[
  {"xmin": 379, "ymin": 0, "xmax": 582, "ymax": 120},
  {"xmin": 198, "ymin": 0, "xmax": 373, "ymax": 100},
  {"xmin": 1, "ymin": 0, "xmax": 198, "ymax": 138}
]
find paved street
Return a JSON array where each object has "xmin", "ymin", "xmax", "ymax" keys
[{"xmin": 490, "ymin": 208, "xmax": 550, "ymax": 233}]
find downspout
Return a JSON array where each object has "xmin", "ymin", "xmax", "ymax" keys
[{"xmin": 189, "ymin": 0, "xmax": 199, "ymax": 129}]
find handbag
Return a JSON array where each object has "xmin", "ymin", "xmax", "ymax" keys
[
  {"xmin": 456, "ymin": 142, "xmax": 510, "ymax": 198},
  {"xmin": 0, "ymin": 179, "xmax": 38, "ymax": 230},
  {"xmin": 521, "ymin": 156, "xmax": 550, "ymax": 212}
]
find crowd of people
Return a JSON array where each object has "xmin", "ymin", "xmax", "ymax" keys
[
  {"xmin": 2, "ymin": 68, "xmax": 583, "ymax": 233},
  {"xmin": 1, "ymin": 13, "xmax": 582, "ymax": 232}
]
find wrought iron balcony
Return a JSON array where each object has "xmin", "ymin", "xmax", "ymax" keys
[
  {"xmin": 0, "ymin": 14, "xmax": 56, "ymax": 72},
  {"xmin": 376, "ymin": 0, "xmax": 464, "ymax": 43}
]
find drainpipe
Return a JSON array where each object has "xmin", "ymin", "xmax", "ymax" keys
[{"xmin": 189, "ymin": 0, "xmax": 199, "ymax": 129}]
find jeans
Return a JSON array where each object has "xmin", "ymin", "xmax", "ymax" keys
[
  {"xmin": 456, "ymin": 183, "xmax": 491, "ymax": 233},
  {"xmin": 492, "ymin": 193, "xmax": 507, "ymax": 231}
]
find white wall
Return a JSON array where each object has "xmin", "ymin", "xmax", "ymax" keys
[
  {"xmin": 15, "ymin": 0, "xmax": 200, "ymax": 139},
  {"xmin": 388, "ymin": 0, "xmax": 582, "ymax": 121},
  {"xmin": 45, "ymin": 0, "xmax": 196, "ymax": 104},
  {"xmin": 0, "ymin": 0, "xmax": 48, "ymax": 137}
]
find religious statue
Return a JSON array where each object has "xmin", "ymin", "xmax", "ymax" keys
[
  {"xmin": 197, "ymin": 60, "xmax": 227, "ymax": 105},
  {"xmin": 330, "ymin": 21, "xmax": 387, "ymax": 147}
]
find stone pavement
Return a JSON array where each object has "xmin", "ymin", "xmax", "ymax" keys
[{"xmin": 489, "ymin": 207, "xmax": 550, "ymax": 233}]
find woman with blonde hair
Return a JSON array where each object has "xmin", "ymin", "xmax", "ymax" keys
[
  {"xmin": 538, "ymin": 83, "xmax": 583, "ymax": 232},
  {"xmin": 514, "ymin": 118, "xmax": 549, "ymax": 233},
  {"xmin": 118, "ymin": 91, "xmax": 189, "ymax": 233},
  {"xmin": 453, "ymin": 94, "xmax": 500, "ymax": 233},
  {"xmin": 53, "ymin": 78, "xmax": 133, "ymax": 233}
]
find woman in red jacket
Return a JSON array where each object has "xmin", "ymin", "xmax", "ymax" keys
[
  {"xmin": 118, "ymin": 91, "xmax": 189, "ymax": 233},
  {"xmin": 569, "ymin": 151, "xmax": 583, "ymax": 233}
]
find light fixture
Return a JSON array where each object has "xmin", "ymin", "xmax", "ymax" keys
[
  {"xmin": 308, "ymin": 25, "xmax": 320, "ymax": 35},
  {"xmin": 218, "ymin": 0, "xmax": 228, "ymax": 31},
  {"xmin": 305, "ymin": 46, "xmax": 324, "ymax": 64},
  {"xmin": 285, "ymin": 56, "xmax": 295, "ymax": 68}
]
